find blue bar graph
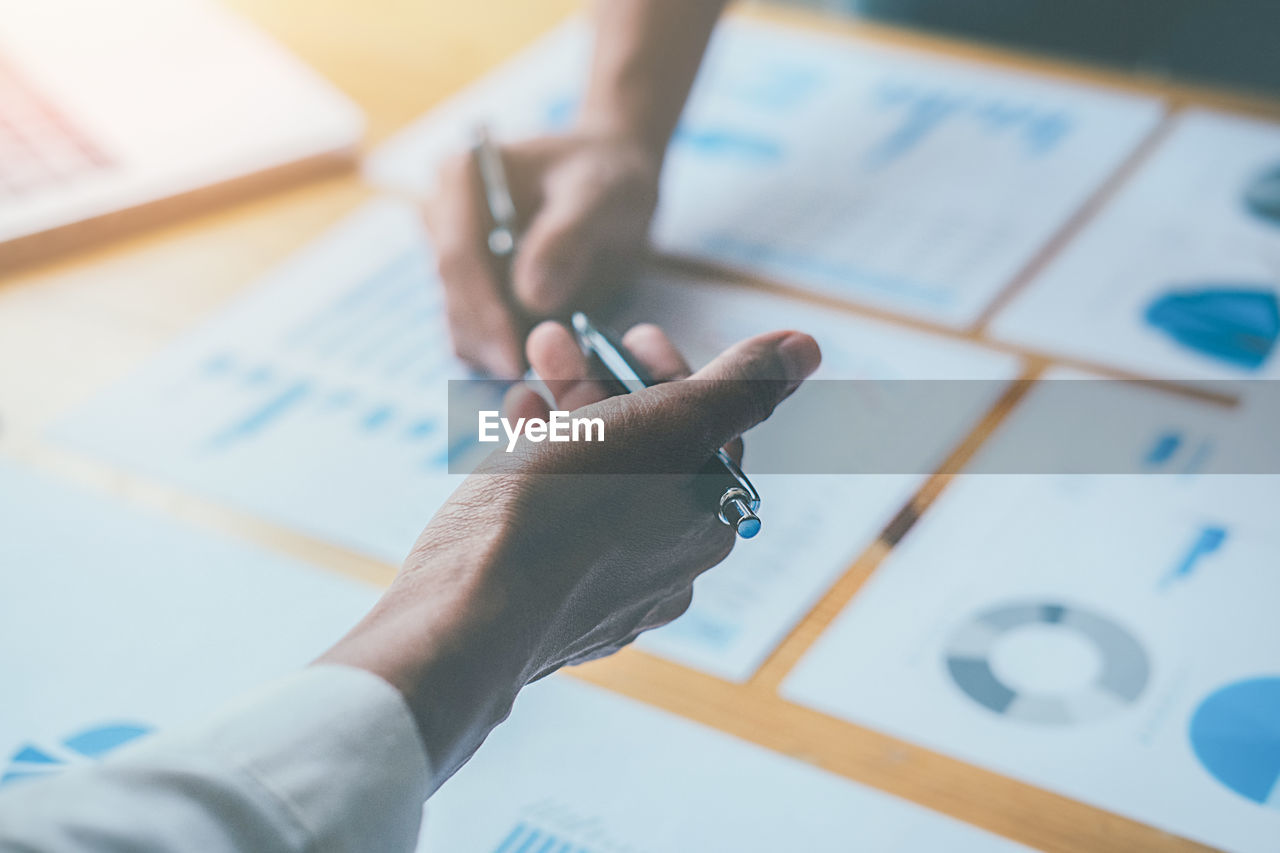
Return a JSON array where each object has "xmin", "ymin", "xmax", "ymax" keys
[
  {"xmin": 865, "ymin": 81, "xmax": 1075, "ymax": 169},
  {"xmin": 208, "ymin": 380, "xmax": 312, "ymax": 449},
  {"xmin": 175, "ymin": 243, "xmax": 500, "ymax": 471},
  {"xmin": 493, "ymin": 822, "xmax": 591, "ymax": 853}
]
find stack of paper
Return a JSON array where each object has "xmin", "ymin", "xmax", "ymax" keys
[
  {"xmin": 783, "ymin": 374, "xmax": 1280, "ymax": 852},
  {"xmin": 54, "ymin": 199, "xmax": 1020, "ymax": 681},
  {"xmin": 992, "ymin": 110, "xmax": 1280, "ymax": 381}
]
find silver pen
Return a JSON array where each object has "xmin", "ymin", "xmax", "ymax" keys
[
  {"xmin": 571, "ymin": 312, "xmax": 762, "ymax": 539},
  {"xmin": 471, "ymin": 124, "xmax": 762, "ymax": 539},
  {"xmin": 472, "ymin": 125, "xmax": 519, "ymax": 263}
]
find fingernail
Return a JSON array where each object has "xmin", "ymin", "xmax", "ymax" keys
[{"xmin": 776, "ymin": 333, "xmax": 821, "ymax": 378}]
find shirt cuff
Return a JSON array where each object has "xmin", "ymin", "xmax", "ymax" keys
[{"xmin": 192, "ymin": 663, "xmax": 432, "ymax": 852}]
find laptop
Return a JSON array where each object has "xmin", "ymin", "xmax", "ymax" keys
[{"xmin": 0, "ymin": 0, "xmax": 364, "ymax": 269}]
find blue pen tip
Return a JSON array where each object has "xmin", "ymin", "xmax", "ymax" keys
[{"xmin": 738, "ymin": 518, "xmax": 761, "ymax": 539}]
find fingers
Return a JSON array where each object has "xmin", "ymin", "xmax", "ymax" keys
[
  {"xmin": 424, "ymin": 153, "xmax": 525, "ymax": 379},
  {"xmin": 501, "ymin": 384, "xmax": 551, "ymax": 424},
  {"xmin": 526, "ymin": 321, "xmax": 609, "ymax": 411},
  {"xmin": 620, "ymin": 323, "xmax": 690, "ymax": 381},
  {"xmin": 669, "ymin": 330, "xmax": 822, "ymax": 453},
  {"xmin": 511, "ymin": 191, "xmax": 597, "ymax": 316},
  {"xmin": 510, "ymin": 147, "xmax": 655, "ymax": 317},
  {"xmin": 526, "ymin": 321, "xmax": 692, "ymax": 411}
]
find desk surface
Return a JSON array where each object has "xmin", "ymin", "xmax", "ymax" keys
[{"xmin": 3, "ymin": 2, "xmax": 1278, "ymax": 850}]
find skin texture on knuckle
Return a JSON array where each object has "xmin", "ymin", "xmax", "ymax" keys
[{"xmin": 511, "ymin": 139, "xmax": 660, "ymax": 317}]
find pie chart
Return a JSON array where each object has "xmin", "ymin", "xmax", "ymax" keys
[
  {"xmin": 1, "ymin": 722, "xmax": 152, "ymax": 787},
  {"xmin": 1189, "ymin": 676, "xmax": 1280, "ymax": 808}
]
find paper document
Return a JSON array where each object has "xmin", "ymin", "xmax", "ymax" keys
[
  {"xmin": 368, "ymin": 17, "xmax": 1163, "ymax": 327},
  {"xmin": 420, "ymin": 676, "xmax": 1032, "ymax": 852},
  {"xmin": 0, "ymin": 462, "xmax": 377, "ymax": 785},
  {"xmin": 782, "ymin": 372, "xmax": 1280, "ymax": 852},
  {"xmin": 55, "ymin": 200, "xmax": 478, "ymax": 561},
  {"xmin": 56, "ymin": 199, "xmax": 1018, "ymax": 682},
  {"xmin": 991, "ymin": 110, "xmax": 1280, "ymax": 382},
  {"xmin": 612, "ymin": 274, "xmax": 1022, "ymax": 680},
  {"xmin": 0, "ymin": 464, "xmax": 1027, "ymax": 850}
]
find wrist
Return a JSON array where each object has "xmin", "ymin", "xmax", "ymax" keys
[
  {"xmin": 317, "ymin": 517, "xmax": 537, "ymax": 783},
  {"xmin": 575, "ymin": 105, "xmax": 672, "ymax": 166}
]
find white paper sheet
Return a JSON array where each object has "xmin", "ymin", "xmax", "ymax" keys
[
  {"xmin": 367, "ymin": 17, "xmax": 1163, "ymax": 327},
  {"xmin": 0, "ymin": 461, "xmax": 377, "ymax": 784},
  {"xmin": 782, "ymin": 371, "xmax": 1280, "ymax": 852},
  {"xmin": 55, "ymin": 198, "xmax": 1019, "ymax": 682},
  {"xmin": 991, "ymin": 109, "xmax": 1280, "ymax": 382},
  {"xmin": 420, "ymin": 676, "xmax": 1032, "ymax": 852},
  {"xmin": 611, "ymin": 274, "xmax": 1023, "ymax": 680},
  {"xmin": 0, "ymin": 463, "xmax": 1029, "ymax": 850}
]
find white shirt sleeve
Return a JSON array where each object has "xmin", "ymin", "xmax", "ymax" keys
[{"xmin": 0, "ymin": 665, "xmax": 432, "ymax": 853}]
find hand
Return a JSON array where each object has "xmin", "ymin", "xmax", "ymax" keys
[
  {"xmin": 319, "ymin": 323, "xmax": 820, "ymax": 787},
  {"xmin": 424, "ymin": 132, "xmax": 662, "ymax": 378}
]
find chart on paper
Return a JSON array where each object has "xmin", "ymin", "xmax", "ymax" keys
[
  {"xmin": 56, "ymin": 199, "xmax": 1018, "ymax": 682},
  {"xmin": 609, "ymin": 272, "xmax": 1022, "ymax": 680},
  {"xmin": 368, "ymin": 17, "xmax": 1163, "ymax": 327},
  {"xmin": 783, "ymin": 373, "xmax": 1280, "ymax": 852},
  {"xmin": 991, "ymin": 109, "xmax": 1280, "ymax": 382},
  {"xmin": 0, "ymin": 462, "xmax": 376, "ymax": 784},
  {"xmin": 419, "ymin": 677, "xmax": 1032, "ymax": 852},
  {"xmin": 54, "ymin": 200, "xmax": 490, "ymax": 563}
]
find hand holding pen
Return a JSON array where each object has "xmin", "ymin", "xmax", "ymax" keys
[
  {"xmin": 422, "ymin": 127, "xmax": 661, "ymax": 377},
  {"xmin": 471, "ymin": 125, "xmax": 782, "ymax": 538}
]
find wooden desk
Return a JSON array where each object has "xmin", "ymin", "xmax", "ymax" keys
[{"xmin": 3, "ymin": 2, "xmax": 1277, "ymax": 849}]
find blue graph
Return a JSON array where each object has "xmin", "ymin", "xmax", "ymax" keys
[
  {"xmin": 190, "ymin": 249, "xmax": 503, "ymax": 470},
  {"xmin": 2, "ymin": 722, "xmax": 153, "ymax": 786},
  {"xmin": 1190, "ymin": 677, "xmax": 1280, "ymax": 808},
  {"xmin": 1141, "ymin": 429, "xmax": 1215, "ymax": 475},
  {"xmin": 671, "ymin": 126, "xmax": 782, "ymax": 163},
  {"xmin": 1145, "ymin": 286, "xmax": 1279, "ymax": 371},
  {"xmin": 718, "ymin": 60, "xmax": 822, "ymax": 111},
  {"xmin": 865, "ymin": 81, "xmax": 1074, "ymax": 169},
  {"xmin": 1160, "ymin": 525, "xmax": 1227, "ymax": 589},
  {"xmin": 1144, "ymin": 431, "xmax": 1183, "ymax": 467},
  {"xmin": 700, "ymin": 233, "xmax": 951, "ymax": 306},
  {"xmin": 493, "ymin": 822, "xmax": 594, "ymax": 853},
  {"xmin": 544, "ymin": 95, "xmax": 783, "ymax": 164}
]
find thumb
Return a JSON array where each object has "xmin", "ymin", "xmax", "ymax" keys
[{"xmin": 661, "ymin": 330, "xmax": 822, "ymax": 454}]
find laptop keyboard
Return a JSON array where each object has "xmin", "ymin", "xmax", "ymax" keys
[{"xmin": 0, "ymin": 53, "xmax": 110, "ymax": 199}]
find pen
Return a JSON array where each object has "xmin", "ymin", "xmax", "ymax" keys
[
  {"xmin": 471, "ymin": 124, "xmax": 762, "ymax": 539},
  {"xmin": 472, "ymin": 125, "xmax": 519, "ymax": 265},
  {"xmin": 570, "ymin": 312, "xmax": 763, "ymax": 539}
]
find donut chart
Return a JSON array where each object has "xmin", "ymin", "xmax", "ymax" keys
[
  {"xmin": 1190, "ymin": 676, "xmax": 1280, "ymax": 808},
  {"xmin": 945, "ymin": 601, "xmax": 1150, "ymax": 725}
]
